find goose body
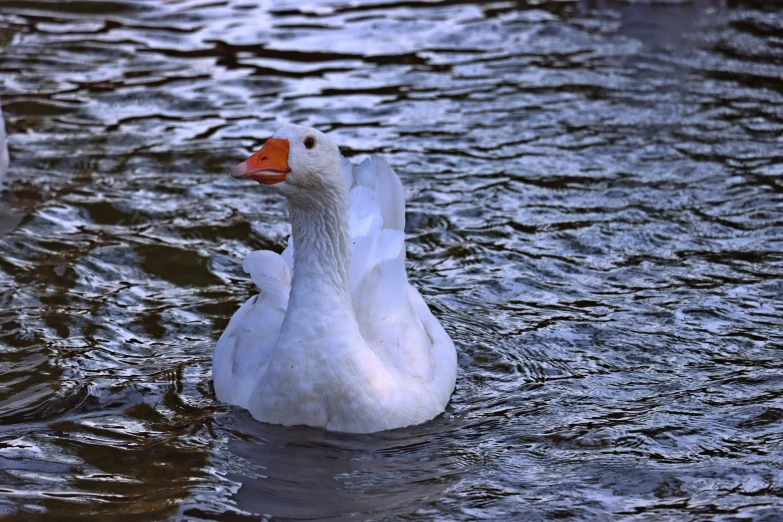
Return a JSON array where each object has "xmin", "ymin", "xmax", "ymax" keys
[{"xmin": 213, "ymin": 124, "xmax": 457, "ymax": 433}]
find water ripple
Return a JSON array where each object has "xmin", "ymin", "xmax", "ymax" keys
[{"xmin": 1, "ymin": 0, "xmax": 782, "ymax": 520}]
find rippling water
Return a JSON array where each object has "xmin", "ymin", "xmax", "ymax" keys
[{"xmin": 1, "ymin": 0, "xmax": 782, "ymax": 520}]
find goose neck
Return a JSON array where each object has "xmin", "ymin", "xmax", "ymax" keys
[{"xmin": 287, "ymin": 188, "xmax": 352, "ymax": 308}]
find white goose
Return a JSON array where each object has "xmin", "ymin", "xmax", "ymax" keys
[{"xmin": 213, "ymin": 123, "xmax": 457, "ymax": 433}]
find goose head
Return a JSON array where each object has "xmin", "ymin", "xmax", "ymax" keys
[{"xmin": 232, "ymin": 123, "xmax": 345, "ymax": 205}]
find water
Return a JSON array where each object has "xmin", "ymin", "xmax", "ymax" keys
[{"xmin": 1, "ymin": 0, "xmax": 782, "ymax": 520}]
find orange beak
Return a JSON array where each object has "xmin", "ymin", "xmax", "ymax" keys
[{"xmin": 232, "ymin": 138, "xmax": 291, "ymax": 185}]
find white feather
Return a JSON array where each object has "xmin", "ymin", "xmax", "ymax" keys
[
  {"xmin": 242, "ymin": 250, "xmax": 290, "ymax": 310},
  {"xmin": 356, "ymin": 157, "xmax": 379, "ymax": 189},
  {"xmin": 349, "ymin": 185, "xmax": 382, "ymax": 237},
  {"xmin": 372, "ymin": 155, "xmax": 405, "ymax": 232}
]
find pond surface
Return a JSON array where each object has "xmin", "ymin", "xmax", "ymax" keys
[{"xmin": 1, "ymin": 0, "xmax": 782, "ymax": 520}]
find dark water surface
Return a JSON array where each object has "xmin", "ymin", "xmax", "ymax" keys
[{"xmin": 1, "ymin": 0, "xmax": 782, "ymax": 520}]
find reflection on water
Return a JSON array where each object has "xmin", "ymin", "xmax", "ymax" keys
[
  {"xmin": 1, "ymin": 0, "xmax": 782, "ymax": 520},
  {"xmin": 215, "ymin": 414, "xmax": 460, "ymax": 521}
]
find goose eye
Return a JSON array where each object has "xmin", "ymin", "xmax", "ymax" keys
[{"xmin": 304, "ymin": 136, "xmax": 316, "ymax": 149}]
